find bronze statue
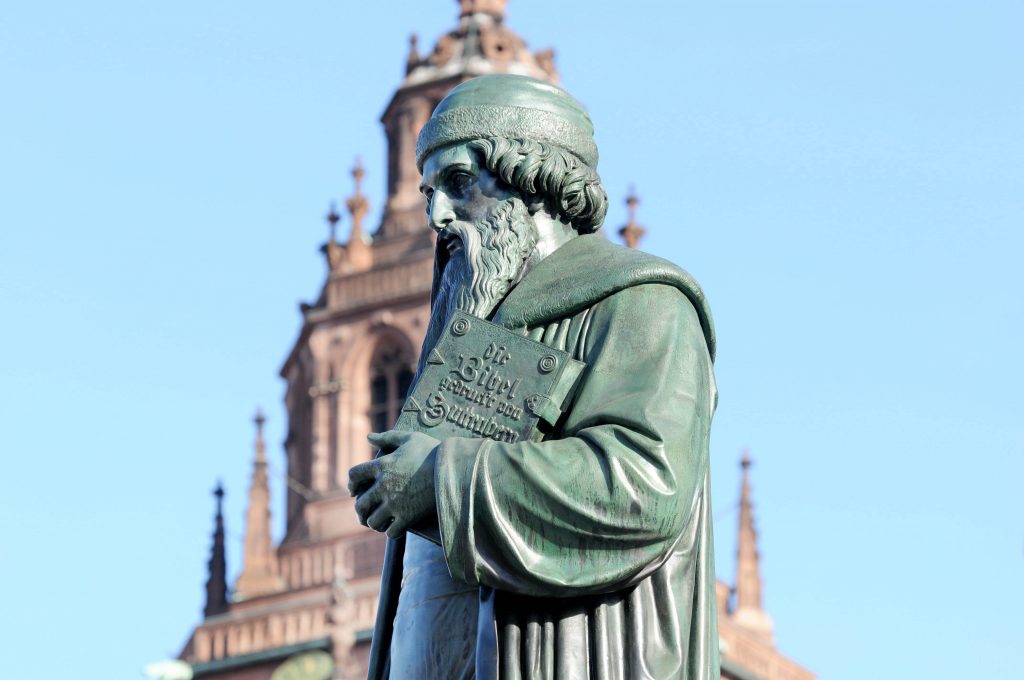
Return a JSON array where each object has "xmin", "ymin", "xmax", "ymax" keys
[{"xmin": 348, "ymin": 74, "xmax": 719, "ymax": 679}]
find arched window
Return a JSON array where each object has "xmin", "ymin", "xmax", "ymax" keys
[{"xmin": 369, "ymin": 339, "xmax": 415, "ymax": 435}]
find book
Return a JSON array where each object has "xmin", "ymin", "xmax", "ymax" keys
[{"xmin": 394, "ymin": 310, "xmax": 586, "ymax": 543}]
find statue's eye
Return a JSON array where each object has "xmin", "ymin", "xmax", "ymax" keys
[{"xmin": 448, "ymin": 171, "xmax": 474, "ymax": 197}]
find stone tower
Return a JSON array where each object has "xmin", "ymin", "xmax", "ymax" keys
[
  {"xmin": 175, "ymin": 3, "xmax": 815, "ymax": 679},
  {"xmin": 178, "ymin": 3, "xmax": 563, "ymax": 678}
]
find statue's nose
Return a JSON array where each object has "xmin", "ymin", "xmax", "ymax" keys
[{"xmin": 428, "ymin": 190, "xmax": 455, "ymax": 232}]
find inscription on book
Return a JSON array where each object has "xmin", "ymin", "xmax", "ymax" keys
[{"xmin": 395, "ymin": 311, "xmax": 585, "ymax": 445}]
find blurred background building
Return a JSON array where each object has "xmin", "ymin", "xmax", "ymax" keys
[{"xmin": 174, "ymin": 2, "xmax": 815, "ymax": 679}]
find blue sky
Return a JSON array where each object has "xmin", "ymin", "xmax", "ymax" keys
[{"xmin": 1, "ymin": 1, "xmax": 1021, "ymax": 677}]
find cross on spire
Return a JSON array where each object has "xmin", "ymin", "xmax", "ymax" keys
[{"xmin": 253, "ymin": 407, "xmax": 266, "ymax": 463}]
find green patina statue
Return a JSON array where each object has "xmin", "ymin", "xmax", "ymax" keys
[{"xmin": 348, "ymin": 74, "xmax": 719, "ymax": 680}]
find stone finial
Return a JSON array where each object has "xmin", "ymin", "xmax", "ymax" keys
[
  {"xmin": 733, "ymin": 450, "xmax": 775, "ymax": 642},
  {"xmin": 324, "ymin": 201, "xmax": 345, "ymax": 271},
  {"xmin": 203, "ymin": 482, "xmax": 229, "ymax": 618},
  {"xmin": 234, "ymin": 410, "xmax": 283, "ymax": 600},
  {"xmin": 618, "ymin": 186, "xmax": 647, "ymax": 249},
  {"xmin": 458, "ymin": 0, "xmax": 507, "ymax": 19},
  {"xmin": 534, "ymin": 48, "xmax": 558, "ymax": 82},
  {"xmin": 347, "ymin": 158, "xmax": 369, "ymax": 233},
  {"xmin": 406, "ymin": 33, "xmax": 420, "ymax": 74},
  {"xmin": 344, "ymin": 158, "xmax": 373, "ymax": 271},
  {"xmin": 253, "ymin": 408, "xmax": 266, "ymax": 463},
  {"xmin": 325, "ymin": 201, "xmax": 341, "ymax": 243}
]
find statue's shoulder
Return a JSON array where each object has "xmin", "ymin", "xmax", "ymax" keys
[
  {"xmin": 496, "ymin": 235, "xmax": 716, "ymax": 360},
  {"xmin": 570, "ymin": 235, "xmax": 695, "ymax": 285}
]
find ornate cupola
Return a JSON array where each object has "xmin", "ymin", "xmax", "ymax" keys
[
  {"xmin": 376, "ymin": 0, "xmax": 559, "ymax": 242},
  {"xmin": 458, "ymin": 0, "xmax": 508, "ymax": 18}
]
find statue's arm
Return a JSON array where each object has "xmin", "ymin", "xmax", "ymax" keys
[{"xmin": 434, "ymin": 283, "xmax": 714, "ymax": 597}]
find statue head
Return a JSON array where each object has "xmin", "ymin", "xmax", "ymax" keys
[{"xmin": 417, "ymin": 75, "xmax": 608, "ymax": 328}]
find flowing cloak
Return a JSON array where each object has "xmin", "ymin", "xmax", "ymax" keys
[{"xmin": 367, "ymin": 234, "xmax": 720, "ymax": 680}]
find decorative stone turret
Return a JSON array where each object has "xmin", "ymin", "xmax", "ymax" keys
[
  {"xmin": 324, "ymin": 201, "xmax": 344, "ymax": 270},
  {"xmin": 203, "ymin": 483, "xmax": 229, "ymax": 618},
  {"xmin": 344, "ymin": 159, "xmax": 373, "ymax": 272},
  {"xmin": 619, "ymin": 186, "xmax": 647, "ymax": 249},
  {"xmin": 732, "ymin": 451, "xmax": 775, "ymax": 642},
  {"xmin": 376, "ymin": 0, "xmax": 559, "ymax": 241},
  {"xmin": 405, "ymin": 34, "xmax": 421, "ymax": 75},
  {"xmin": 233, "ymin": 410, "xmax": 283, "ymax": 601},
  {"xmin": 323, "ymin": 160, "xmax": 374, "ymax": 274}
]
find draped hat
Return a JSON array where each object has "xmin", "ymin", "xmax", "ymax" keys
[{"xmin": 416, "ymin": 74, "xmax": 599, "ymax": 171}]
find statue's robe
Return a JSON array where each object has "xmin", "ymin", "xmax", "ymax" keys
[{"xmin": 368, "ymin": 234, "xmax": 720, "ymax": 680}]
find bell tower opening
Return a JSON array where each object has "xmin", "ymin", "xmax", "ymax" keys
[{"xmin": 368, "ymin": 336, "xmax": 415, "ymax": 437}]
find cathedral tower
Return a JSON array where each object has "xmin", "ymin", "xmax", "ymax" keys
[
  {"xmin": 175, "ymin": 3, "xmax": 814, "ymax": 679},
  {"xmin": 179, "ymin": 3, "xmax": 561, "ymax": 677}
]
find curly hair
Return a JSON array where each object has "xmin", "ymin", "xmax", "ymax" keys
[{"xmin": 466, "ymin": 137, "xmax": 608, "ymax": 233}]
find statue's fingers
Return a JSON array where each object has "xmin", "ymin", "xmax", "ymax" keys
[
  {"xmin": 348, "ymin": 460, "xmax": 379, "ymax": 496},
  {"xmin": 365, "ymin": 504, "xmax": 394, "ymax": 534},
  {"xmin": 367, "ymin": 430, "xmax": 413, "ymax": 453},
  {"xmin": 385, "ymin": 517, "xmax": 408, "ymax": 540},
  {"xmin": 354, "ymin": 485, "xmax": 381, "ymax": 525}
]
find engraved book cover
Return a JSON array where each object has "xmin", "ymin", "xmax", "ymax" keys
[{"xmin": 395, "ymin": 310, "xmax": 586, "ymax": 446}]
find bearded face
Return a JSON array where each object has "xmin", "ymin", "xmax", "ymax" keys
[
  {"xmin": 416, "ymin": 143, "xmax": 544, "ymax": 363},
  {"xmin": 419, "ymin": 195, "xmax": 537, "ymax": 364},
  {"xmin": 435, "ymin": 195, "xmax": 538, "ymax": 320}
]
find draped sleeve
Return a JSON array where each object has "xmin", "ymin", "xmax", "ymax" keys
[{"xmin": 434, "ymin": 283, "xmax": 714, "ymax": 597}]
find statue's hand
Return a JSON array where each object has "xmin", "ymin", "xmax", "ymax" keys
[{"xmin": 348, "ymin": 430, "xmax": 440, "ymax": 539}]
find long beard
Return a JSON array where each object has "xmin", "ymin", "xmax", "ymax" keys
[{"xmin": 419, "ymin": 198, "xmax": 537, "ymax": 367}]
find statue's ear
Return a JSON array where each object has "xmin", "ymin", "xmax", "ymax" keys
[{"xmin": 523, "ymin": 193, "xmax": 546, "ymax": 216}]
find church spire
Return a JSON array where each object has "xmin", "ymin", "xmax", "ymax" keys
[
  {"xmin": 618, "ymin": 186, "xmax": 646, "ymax": 249},
  {"xmin": 234, "ymin": 409, "xmax": 283, "ymax": 600},
  {"xmin": 203, "ymin": 482, "xmax": 229, "ymax": 618},
  {"xmin": 732, "ymin": 450, "xmax": 775, "ymax": 641}
]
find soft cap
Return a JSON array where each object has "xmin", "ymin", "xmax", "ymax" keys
[{"xmin": 416, "ymin": 74, "xmax": 599, "ymax": 171}]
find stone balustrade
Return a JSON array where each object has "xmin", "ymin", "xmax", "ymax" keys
[
  {"xmin": 325, "ymin": 257, "xmax": 432, "ymax": 312},
  {"xmin": 192, "ymin": 605, "xmax": 329, "ymax": 663},
  {"xmin": 278, "ymin": 533, "xmax": 387, "ymax": 590}
]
